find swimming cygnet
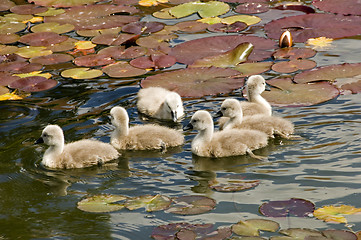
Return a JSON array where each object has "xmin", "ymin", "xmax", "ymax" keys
[
  {"xmin": 137, "ymin": 87, "xmax": 184, "ymax": 122},
  {"xmin": 36, "ymin": 125, "xmax": 120, "ymax": 169},
  {"xmin": 110, "ymin": 106, "xmax": 184, "ymax": 151},
  {"xmin": 185, "ymin": 110, "xmax": 268, "ymax": 159},
  {"xmin": 219, "ymin": 99, "xmax": 294, "ymax": 139}
]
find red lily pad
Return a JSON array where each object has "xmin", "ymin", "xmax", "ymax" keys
[
  {"xmin": 74, "ymin": 54, "xmax": 115, "ymax": 67},
  {"xmin": 0, "ymin": 0, "xmax": 15, "ymax": 11},
  {"xmin": 28, "ymin": 0, "xmax": 102, "ymax": 7},
  {"xmin": 92, "ymin": 33, "xmax": 139, "ymax": 46},
  {"xmin": 235, "ymin": 2, "xmax": 269, "ymax": 14},
  {"xmin": 103, "ymin": 61, "xmax": 148, "ymax": 78},
  {"xmin": 8, "ymin": 76, "xmax": 57, "ymax": 92},
  {"xmin": 10, "ymin": 4, "xmax": 48, "ymax": 15},
  {"xmin": 19, "ymin": 32, "xmax": 68, "ymax": 47},
  {"xmin": 272, "ymin": 47, "xmax": 316, "ymax": 60},
  {"xmin": 98, "ymin": 46, "xmax": 148, "ymax": 60},
  {"xmin": 207, "ymin": 21, "xmax": 248, "ymax": 33},
  {"xmin": 152, "ymin": 223, "xmax": 231, "ymax": 240},
  {"xmin": 141, "ymin": 67, "xmax": 244, "ymax": 97},
  {"xmin": 0, "ymin": 72, "xmax": 20, "ymax": 86},
  {"xmin": 170, "ymin": 35, "xmax": 276, "ymax": 65},
  {"xmin": 30, "ymin": 53, "xmax": 73, "ymax": 65},
  {"xmin": 121, "ymin": 21, "xmax": 165, "ymax": 35},
  {"xmin": 271, "ymin": 59, "xmax": 316, "ymax": 73},
  {"xmin": 209, "ymin": 178, "xmax": 259, "ymax": 192},
  {"xmin": 273, "ymin": 4, "xmax": 316, "ymax": 14},
  {"xmin": 259, "ymin": 198, "xmax": 315, "ymax": 217},
  {"xmin": 0, "ymin": 61, "xmax": 42, "ymax": 73},
  {"xmin": 313, "ymin": 0, "xmax": 361, "ymax": 15},
  {"xmin": 262, "ymin": 77, "xmax": 339, "ymax": 107},
  {"xmin": 130, "ymin": 54, "xmax": 176, "ymax": 69},
  {"xmin": 167, "ymin": 195, "xmax": 216, "ymax": 215},
  {"xmin": 0, "ymin": 33, "xmax": 20, "ymax": 44},
  {"xmin": 265, "ymin": 13, "xmax": 361, "ymax": 42}
]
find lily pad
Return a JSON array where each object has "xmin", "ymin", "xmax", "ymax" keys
[
  {"xmin": 121, "ymin": 21, "xmax": 165, "ymax": 35},
  {"xmin": 312, "ymin": 0, "xmax": 361, "ymax": 15},
  {"xmin": 28, "ymin": 0, "xmax": 102, "ymax": 7},
  {"xmin": 265, "ymin": 13, "xmax": 361, "ymax": 43},
  {"xmin": 190, "ymin": 42, "xmax": 253, "ymax": 68},
  {"xmin": 35, "ymin": 7, "xmax": 65, "ymax": 16},
  {"xmin": 103, "ymin": 61, "xmax": 148, "ymax": 78},
  {"xmin": 0, "ymin": 33, "xmax": 19, "ymax": 44},
  {"xmin": 14, "ymin": 71, "xmax": 51, "ymax": 79},
  {"xmin": 209, "ymin": 178, "xmax": 259, "ymax": 192},
  {"xmin": 271, "ymin": 59, "xmax": 316, "ymax": 73},
  {"xmin": 273, "ymin": 4, "xmax": 316, "ymax": 14},
  {"xmin": 321, "ymin": 230, "xmax": 358, "ymax": 240},
  {"xmin": 98, "ymin": 46, "xmax": 148, "ymax": 60},
  {"xmin": 141, "ymin": 67, "xmax": 244, "ymax": 97},
  {"xmin": 0, "ymin": 45, "xmax": 18, "ymax": 55},
  {"xmin": 232, "ymin": 219, "xmax": 280, "ymax": 237},
  {"xmin": 167, "ymin": 1, "xmax": 230, "ymax": 18},
  {"xmin": 19, "ymin": 32, "xmax": 68, "ymax": 47},
  {"xmin": 130, "ymin": 54, "xmax": 176, "ymax": 69},
  {"xmin": 233, "ymin": 62, "xmax": 273, "ymax": 77},
  {"xmin": 272, "ymin": 47, "xmax": 316, "ymax": 60},
  {"xmin": 261, "ymin": 78, "xmax": 339, "ymax": 107},
  {"xmin": 8, "ymin": 76, "xmax": 57, "ymax": 92},
  {"xmin": 207, "ymin": 21, "xmax": 248, "ymax": 33},
  {"xmin": 0, "ymin": 0, "xmax": 15, "ymax": 11},
  {"xmin": 124, "ymin": 194, "xmax": 172, "ymax": 212},
  {"xmin": 235, "ymin": 2, "xmax": 269, "ymax": 14},
  {"xmin": 76, "ymin": 27, "xmax": 122, "ymax": 37},
  {"xmin": 30, "ymin": 53, "xmax": 73, "ymax": 65},
  {"xmin": 30, "ymin": 22, "xmax": 75, "ymax": 34},
  {"xmin": 0, "ymin": 21, "xmax": 26, "ymax": 34},
  {"xmin": 0, "ymin": 61, "xmax": 42, "ymax": 73},
  {"xmin": 170, "ymin": 35, "xmax": 276, "ymax": 65},
  {"xmin": 174, "ymin": 20, "xmax": 208, "ymax": 33},
  {"xmin": 77, "ymin": 194, "xmax": 127, "ymax": 213},
  {"xmin": 92, "ymin": 33, "xmax": 139, "ymax": 46},
  {"xmin": 0, "ymin": 72, "xmax": 20, "ymax": 86},
  {"xmin": 47, "ymin": 38, "xmax": 77, "ymax": 52},
  {"xmin": 259, "ymin": 198, "xmax": 315, "ymax": 217},
  {"xmin": 10, "ymin": 4, "xmax": 48, "ymax": 15},
  {"xmin": 74, "ymin": 54, "xmax": 115, "ymax": 67},
  {"xmin": 167, "ymin": 195, "xmax": 216, "ymax": 215},
  {"xmin": 61, "ymin": 67, "xmax": 103, "ymax": 79},
  {"xmin": 313, "ymin": 205, "xmax": 361, "ymax": 224},
  {"xmin": 136, "ymin": 34, "xmax": 177, "ymax": 48},
  {"xmin": 277, "ymin": 228, "xmax": 323, "ymax": 240}
]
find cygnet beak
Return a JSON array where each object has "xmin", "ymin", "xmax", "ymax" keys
[
  {"xmin": 35, "ymin": 137, "xmax": 44, "ymax": 144},
  {"xmin": 214, "ymin": 111, "xmax": 223, "ymax": 118},
  {"xmin": 183, "ymin": 122, "xmax": 193, "ymax": 131},
  {"xmin": 171, "ymin": 111, "xmax": 177, "ymax": 122},
  {"xmin": 265, "ymin": 84, "xmax": 271, "ymax": 91}
]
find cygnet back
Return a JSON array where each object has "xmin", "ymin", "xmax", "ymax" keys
[
  {"xmin": 137, "ymin": 87, "xmax": 184, "ymax": 122},
  {"xmin": 110, "ymin": 106, "xmax": 184, "ymax": 151},
  {"xmin": 37, "ymin": 125, "xmax": 119, "ymax": 169}
]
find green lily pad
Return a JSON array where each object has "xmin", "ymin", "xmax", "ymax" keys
[
  {"xmin": 61, "ymin": 67, "xmax": 103, "ymax": 79},
  {"xmin": 167, "ymin": 195, "xmax": 216, "ymax": 215},
  {"xmin": 275, "ymin": 228, "xmax": 323, "ymax": 240},
  {"xmin": 321, "ymin": 230, "xmax": 358, "ymax": 240},
  {"xmin": 35, "ymin": 7, "xmax": 65, "ymax": 16},
  {"xmin": 0, "ymin": 21, "xmax": 26, "ymax": 34},
  {"xmin": 168, "ymin": 1, "xmax": 230, "ymax": 18},
  {"xmin": 141, "ymin": 67, "xmax": 244, "ymax": 97},
  {"xmin": 103, "ymin": 61, "xmax": 148, "ymax": 78},
  {"xmin": 232, "ymin": 219, "xmax": 280, "ymax": 237},
  {"xmin": 233, "ymin": 62, "xmax": 273, "ymax": 77},
  {"xmin": 271, "ymin": 59, "xmax": 316, "ymax": 73},
  {"xmin": 221, "ymin": 15, "xmax": 261, "ymax": 25},
  {"xmin": 190, "ymin": 42, "xmax": 253, "ymax": 68},
  {"xmin": 31, "ymin": 22, "xmax": 75, "ymax": 34},
  {"xmin": 3, "ymin": 13, "xmax": 33, "ymax": 22},
  {"xmin": 77, "ymin": 194, "xmax": 127, "ymax": 213},
  {"xmin": 15, "ymin": 46, "xmax": 53, "ymax": 58},
  {"xmin": 261, "ymin": 77, "xmax": 339, "ymax": 107},
  {"xmin": 125, "ymin": 194, "xmax": 172, "ymax": 212},
  {"xmin": 46, "ymin": 38, "xmax": 77, "ymax": 52},
  {"xmin": 209, "ymin": 178, "xmax": 259, "ymax": 192}
]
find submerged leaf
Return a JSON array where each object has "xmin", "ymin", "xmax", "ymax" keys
[
  {"xmin": 209, "ymin": 178, "xmax": 259, "ymax": 192},
  {"xmin": 313, "ymin": 205, "xmax": 361, "ymax": 223},
  {"xmin": 77, "ymin": 194, "xmax": 127, "ymax": 213}
]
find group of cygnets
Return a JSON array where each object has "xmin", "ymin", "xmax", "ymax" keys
[{"xmin": 36, "ymin": 75, "xmax": 295, "ymax": 169}]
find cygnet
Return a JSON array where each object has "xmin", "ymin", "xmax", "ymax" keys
[
  {"xmin": 36, "ymin": 125, "xmax": 119, "ymax": 169},
  {"xmin": 137, "ymin": 87, "xmax": 184, "ymax": 122},
  {"xmin": 110, "ymin": 106, "xmax": 184, "ymax": 151},
  {"xmin": 185, "ymin": 110, "xmax": 268, "ymax": 159},
  {"xmin": 219, "ymin": 99, "xmax": 294, "ymax": 138}
]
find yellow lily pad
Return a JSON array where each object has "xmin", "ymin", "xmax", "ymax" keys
[
  {"xmin": 313, "ymin": 205, "xmax": 361, "ymax": 223},
  {"xmin": 15, "ymin": 46, "xmax": 53, "ymax": 58},
  {"xmin": 31, "ymin": 22, "xmax": 75, "ymax": 34},
  {"xmin": 221, "ymin": 15, "xmax": 261, "ymax": 25},
  {"xmin": 139, "ymin": 0, "xmax": 168, "ymax": 6},
  {"xmin": 61, "ymin": 67, "xmax": 103, "ymax": 79},
  {"xmin": 74, "ymin": 41, "xmax": 96, "ymax": 50},
  {"xmin": 0, "ymin": 91, "xmax": 25, "ymax": 101},
  {"xmin": 14, "ymin": 71, "xmax": 52, "ymax": 79},
  {"xmin": 0, "ymin": 45, "xmax": 18, "ymax": 55},
  {"xmin": 35, "ymin": 7, "xmax": 65, "ymax": 16}
]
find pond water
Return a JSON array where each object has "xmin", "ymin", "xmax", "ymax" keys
[{"xmin": 1, "ymin": 0, "xmax": 361, "ymax": 239}]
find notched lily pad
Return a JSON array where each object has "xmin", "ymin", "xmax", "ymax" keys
[
  {"xmin": 28, "ymin": 0, "xmax": 102, "ymax": 7},
  {"xmin": 77, "ymin": 194, "xmax": 127, "ymax": 213},
  {"xmin": 103, "ymin": 61, "xmax": 148, "ymax": 78},
  {"xmin": 10, "ymin": 4, "xmax": 48, "ymax": 15},
  {"xmin": 8, "ymin": 76, "xmax": 57, "ymax": 92},
  {"xmin": 30, "ymin": 53, "xmax": 73, "ymax": 65},
  {"xmin": 312, "ymin": 0, "xmax": 361, "ymax": 15},
  {"xmin": 141, "ymin": 67, "xmax": 244, "ymax": 97},
  {"xmin": 92, "ymin": 33, "xmax": 139, "ymax": 46},
  {"xmin": 207, "ymin": 21, "xmax": 248, "ymax": 33},
  {"xmin": 321, "ymin": 230, "xmax": 358, "ymax": 240},
  {"xmin": 0, "ymin": 72, "xmax": 20, "ymax": 86},
  {"xmin": 74, "ymin": 54, "xmax": 115, "ymax": 67},
  {"xmin": 277, "ymin": 228, "xmax": 323, "ymax": 239},
  {"xmin": 167, "ymin": 195, "xmax": 216, "ymax": 215},
  {"xmin": 232, "ymin": 219, "xmax": 280, "ymax": 237},
  {"xmin": 272, "ymin": 47, "xmax": 316, "ymax": 60},
  {"xmin": 233, "ymin": 62, "xmax": 273, "ymax": 77},
  {"xmin": 130, "ymin": 54, "xmax": 176, "ymax": 69},
  {"xmin": 121, "ymin": 21, "xmax": 165, "ymax": 35},
  {"xmin": 0, "ymin": 61, "xmax": 42, "ymax": 73},
  {"xmin": 61, "ymin": 67, "xmax": 103, "ymax": 79},
  {"xmin": 259, "ymin": 198, "xmax": 315, "ymax": 217},
  {"xmin": 209, "ymin": 178, "xmax": 259, "ymax": 192},
  {"xmin": 125, "ymin": 194, "xmax": 172, "ymax": 212},
  {"xmin": 313, "ymin": 205, "xmax": 361, "ymax": 224},
  {"xmin": 167, "ymin": 1, "xmax": 230, "ymax": 18},
  {"xmin": 271, "ymin": 59, "xmax": 316, "ymax": 73},
  {"xmin": 19, "ymin": 32, "xmax": 68, "ymax": 47}
]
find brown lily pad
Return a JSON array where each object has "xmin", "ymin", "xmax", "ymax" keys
[
  {"xmin": 235, "ymin": 2, "xmax": 269, "ymax": 14},
  {"xmin": 98, "ymin": 46, "xmax": 147, "ymax": 60},
  {"xmin": 121, "ymin": 21, "xmax": 165, "ymax": 35},
  {"xmin": 0, "ymin": 0, "xmax": 15, "ymax": 11},
  {"xmin": 92, "ymin": 33, "xmax": 139, "ymax": 46},
  {"xmin": 272, "ymin": 47, "xmax": 316, "ymax": 60},
  {"xmin": 271, "ymin": 59, "xmax": 316, "ymax": 73},
  {"xmin": 0, "ymin": 33, "xmax": 20, "ymax": 44},
  {"xmin": 262, "ymin": 77, "xmax": 339, "ymax": 107},
  {"xmin": 30, "ymin": 22, "xmax": 75, "ymax": 34},
  {"xmin": 313, "ymin": 0, "xmax": 361, "ymax": 15},
  {"xmin": 141, "ymin": 67, "xmax": 244, "ymax": 97},
  {"xmin": 0, "ymin": 61, "xmax": 42, "ymax": 73},
  {"xmin": 233, "ymin": 61, "xmax": 273, "ymax": 77},
  {"xmin": 209, "ymin": 178, "xmax": 260, "ymax": 192},
  {"xmin": 259, "ymin": 198, "xmax": 315, "ymax": 217},
  {"xmin": 174, "ymin": 20, "xmax": 208, "ymax": 33},
  {"xmin": 8, "ymin": 76, "xmax": 57, "ymax": 92},
  {"xmin": 207, "ymin": 21, "xmax": 248, "ymax": 33},
  {"xmin": 19, "ymin": 32, "xmax": 68, "ymax": 47},
  {"xmin": 30, "ymin": 53, "xmax": 73, "ymax": 65},
  {"xmin": 0, "ymin": 45, "xmax": 18, "ymax": 55},
  {"xmin": 28, "ymin": 0, "xmax": 102, "ymax": 7},
  {"xmin": 130, "ymin": 54, "xmax": 176, "ymax": 69},
  {"xmin": 103, "ymin": 61, "xmax": 148, "ymax": 78},
  {"xmin": 47, "ymin": 38, "xmax": 77, "ymax": 52},
  {"xmin": 0, "ymin": 72, "xmax": 21, "ymax": 86},
  {"xmin": 167, "ymin": 195, "xmax": 216, "ymax": 215},
  {"xmin": 10, "ymin": 4, "xmax": 48, "ymax": 15},
  {"xmin": 74, "ymin": 54, "xmax": 115, "ymax": 67}
]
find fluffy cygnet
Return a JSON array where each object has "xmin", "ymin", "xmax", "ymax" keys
[
  {"xmin": 110, "ymin": 106, "xmax": 184, "ymax": 151},
  {"xmin": 185, "ymin": 110, "xmax": 268, "ymax": 159},
  {"xmin": 36, "ymin": 125, "xmax": 119, "ymax": 169},
  {"xmin": 137, "ymin": 87, "xmax": 184, "ymax": 122},
  {"xmin": 219, "ymin": 99, "xmax": 294, "ymax": 138}
]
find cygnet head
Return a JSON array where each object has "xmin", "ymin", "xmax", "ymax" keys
[
  {"xmin": 246, "ymin": 75, "xmax": 267, "ymax": 97},
  {"xmin": 165, "ymin": 92, "xmax": 184, "ymax": 122},
  {"xmin": 36, "ymin": 125, "xmax": 64, "ymax": 146},
  {"xmin": 110, "ymin": 106, "xmax": 129, "ymax": 129},
  {"xmin": 220, "ymin": 99, "xmax": 242, "ymax": 118},
  {"xmin": 187, "ymin": 110, "xmax": 213, "ymax": 131}
]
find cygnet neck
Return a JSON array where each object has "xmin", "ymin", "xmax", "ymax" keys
[
  {"xmin": 225, "ymin": 111, "xmax": 243, "ymax": 129},
  {"xmin": 247, "ymin": 88, "xmax": 272, "ymax": 115},
  {"xmin": 113, "ymin": 118, "xmax": 129, "ymax": 138},
  {"xmin": 43, "ymin": 141, "xmax": 64, "ymax": 167},
  {"xmin": 195, "ymin": 122, "xmax": 214, "ymax": 143}
]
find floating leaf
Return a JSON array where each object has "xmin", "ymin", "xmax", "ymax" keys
[
  {"xmin": 168, "ymin": 1, "xmax": 230, "ymax": 18},
  {"xmin": 141, "ymin": 67, "xmax": 244, "ymax": 97},
  {"xmin": 74, "ymin": 41, "xmax": 96, "ymax": 50},
  {"xmin": 30, "ymin": 22, "xmax": 74, "ymax": 34},
  {"xmin": 271, "ymin": 59, "xmax": 316, "ymax": 73},
  {"xmin": 174, "ymin": 20, "xmax": 208, "ymax": 33},
  {"xmin": 152, "ymin": 7, "xmax": 177, "ymax": 19},
  {"xmin": 312, "ymin": 0, "xmax": 361, "ymax": 15},
  {"xmin": 277, "ymin": 228, "xmax": 323, "ymax": 239},
  {"xmin": 273, "ymin": 4, "xmax": 316, "ymax": 14},
  {"xmin": 74, "ymin": 54, "xmax": 115, "ymax": 67},
  {"xmin": 30, "ymin": 53, "xmax": 73, "ymax": 65},
  {"xmin": 0, "ymin": 21, "xmax": 26, "ymax": 34},
  {"xmin": 0, "ymin": 62, "xmax": 42, "ymax": 74},
  {"xmin": 261, "ymin": 78, "xmax": 339, "ymax": 107},
  {"xmin": 265, "ymin": 13, "xmax": 361, "ymax": 43},
  {"xmin": 139, "ymin": 0, "xmax": 168, "ymax": 6},
  {"xmin": 103, "ymin": 61, "xmax": 148, "ymax": 78},
  {"xmin": 221, "ymin": 15, "xmax": 261, "ymax": 25},
  {"xmin": 8, "ymin": 76, "xmax": 57, "ymax": 92},
  {"xmin": 0, "ymin": 0, "xmax": 15, "ymax": 11},
  {"xmin": 76, "ymin": 27, "xmax": 122, "ymax": 37},
  {"xmin": 35, "ymin": 7, "xmax": 65, "ymax": 16},
  {"xmin": 306, "ymin": 37, "xmax": 333, "ymax": 50},
  {"xmin": 0, "ymin": 45, "xmax": 18, "ymax": 55},
  {"xmin": 16, "ymin": 46, "xmax": 53, "ymax": 58},
  {"xmin": 14, "ymin": 71, "xmax": 52, "ymax": 79},
  {"xmin": 125, "ymin": 194, "xmax": 172, "ymax": 212},
  {"xmin": 130, "ymin": 54, "xmax": 176, "ymax": 69},
  {"xmin": 167, "ymin": 195, "xmax": 216, "ymax": 215},
  {"xmin": 0, "ymin": 72, "xmax": 20, "ymax": 86},
  {"xmin": 209, "ymin": 178, "xmax": 259, "ymax": 192},
  {"xmin": 92, "ymin": 33, "xmax": 139, "ymax": 46},
  {"xmin": 322, "ymin": 230, "xmax": 358, "ymax": 240},
  {"xmin": 272, "ymin": 47, "xmax": 316, "ymax": 60},
  {"xmin": 0, "ymin": 86, "xmax": 9, "ymax": 95},
  {"xmin": 235, "ymin": 2, "xmax": 269, "ymax": 14},
  {"xmin": 0, "ymin": 33, "xmax": 19, "ymax": 44},
  {"xmin": 207, "ymin": 21, "xmax": 248, "ymax": 33},
  {"xmin": 10, "ymin": 4, "xmax": 48, "ymax": 15},
  {"xmin": 190, "ymin": 42, "xmax": 253, "ymax": 68},
  {"xmin": 170, "ymin": 35, "xmax": 275, "ymax": 65},
  {"xmin": 313, "ymin": 205, "xmax": 361, "ymax": 223},
  {"xmin": 28, "ymin": 0, "xmax": 103, "ymax": 7},
  {"xmin": 19, "ymin": 32, "xmax": 68, "ymax": 47},
  {"xmin": 232, "ymin": 219, "xmax": 279, "ymax": 237},
  {"xmin": 98, "ymin": 46, "xmax": 147, "ymax": 60},
  {"xmin": 77, "ymin": 194, "xmax": 127, "ymax": 213},
  {"xmin": 121, "ymin": 21, "xmax": 165, "ymax": 35},
  {"xmin": 136, "ymin": 34, "xmax": 176, "ymax": 48},
  {"xmin": 233, "ymin": 62, "xmax": 272, "ymax": 77},
  {"xmin": 0, "ymin": 91, "xmax": 24, "ymax": 101},
  {"xmin": 61, "ymin": 68, "xmax": 103, "ymax": 79},
  {"xmin": 259, "ymin": 198, "xmax": 315, "ymax": 217},
  {"xmin": 47, "ymin": 38, "xmax": 77, "ymax": 52}
]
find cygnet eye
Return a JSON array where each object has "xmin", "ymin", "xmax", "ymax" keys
[
  {"xmin": 43, "ymin": 133, "xmax": 48, "ymax": 138},
  {"xmin": 221, "ymin": 107, "xmax": 226, "ymax": 111}
]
